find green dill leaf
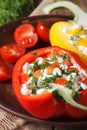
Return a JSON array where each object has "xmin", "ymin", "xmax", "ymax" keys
[
  {"xmin": 51, "ymin": 55, "xmax": 58, "ymax": 61},
  {"xmin": 29, "ymin": 70, "xmax": 34, "ymax": 76},
  {"xmin": 31, "ymin": 77, "xmax": 38, "ymax": 88},
  {"xmin": 69, "ymin": 35, "xmax": 80, "ymax": 43},
  {"xmin": 63, "ymin": 53, "xmax": 70, "ymax": 60},
  {"xmin": 32, "ymin": 51, "xmax": 37, "ymax": 57},
  {"xmin": 52, "ymin": 90, "xmax": 65, "ymax": 102},
  {"xmin": 65, "ymin": 81, "xmax": 73, "ymax": 89},
  {"xmin": 40, "ymin": 77, "xmax": 54, "ymax": 88},
  {"xmin": 40, "ymin": 75, "xmax": 59, "ymax": 88},
  {"xmin": 32, "ymin": 88, "xmax": 37, "ymax": 94},
  {"xmin": 73, "ymin": 91, "xmax": 80, "ymax": 99},
  {"xmin": 59, "ymin": 67, "xmax": 66, "ymax": 74},
  {"xmin": 40, "ymin": 61, "xmax": 49, "ymax": 69},
  {"xmin": 33, "ymin": 61, "xmax": 39, "ymax": 70},
  {"xmin": 0, "ymin": 0, "xmax": 39, "ymax": 26}
]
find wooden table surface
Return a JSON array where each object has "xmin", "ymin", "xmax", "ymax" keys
[{"xmin": 1, "ymin": 0, "xmax": 87, "ymax": 130}]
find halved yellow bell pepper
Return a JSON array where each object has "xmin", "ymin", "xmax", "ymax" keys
[
  {"xmin": 43, "ymin": 1, "xmax": 87, "ymax": 64},
  {"xmin": 50, "ymin": 21, "xmax": 87, "ymax": 64}
]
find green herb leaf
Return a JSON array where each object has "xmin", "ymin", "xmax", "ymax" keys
[
  {"xmin": 0, "ymin": 0, "xmax": 39, "ymax": 26},
  {"xmin": 52, "ymin": 90, "xmax": 65, "ymax": 102},
  {"xmin": 65, "ymin": 81, "xmax": 73, "ymax": 89}
]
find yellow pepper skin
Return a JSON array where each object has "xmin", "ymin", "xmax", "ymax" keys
[{"xmin": 50, "ymin": 21, "xmax": 87, "ymax": 64}]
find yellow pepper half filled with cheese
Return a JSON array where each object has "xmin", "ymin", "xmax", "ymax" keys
[{"xmin": 43, "ymin": 1, "xmax": 87, "ymax": 64}]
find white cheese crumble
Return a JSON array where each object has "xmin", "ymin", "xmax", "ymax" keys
[
  {"xmin": 20, "ymin": 53, "xmax": 87, "ymax": 96},
  {"xmin": 22, "ymin": 62, "xmax": 33, "ymax": 74},
  {"xmin": 64, "ymin": 25, "xmax": 87, "ymax": 55},
  {"xmin": 21, "ymin": 84, "xmax": 32, "ymax": 95},
  {"xmin": 53, "ymin": 68, "xmax": 62, "ymax": 76},
  {"xmin": 78, "ymin": 45, "xmax": 87, "ymax": 55},
  {"xmin": 36, "ymin": 57, "xmax": 43, "ymax": 65},
  {"xmin": 79, "ymin": 82, "xmax": 87, "ymax": 90},
  {"xmin": 36, "ymin": 88, "xmax": 46, "ymax": 94},
  {"xmin": 66, "ymin": 73, "xmax": 77, "ymax": 81},
  {"xmin": 60, "ymin": 64, "xmax": 68, "ymax": 70}
]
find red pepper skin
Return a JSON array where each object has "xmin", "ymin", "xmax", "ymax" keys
[
  {"xmin": 66, "ymin": 90, "xmax": 87, "ymax": 119},
  {"xmin": 18, "ymin": 92, "xmax": 65, "ymax": 119},
  {"xmin": 12, "ymin": 46, "xmax": 87, "ymax": 119}
]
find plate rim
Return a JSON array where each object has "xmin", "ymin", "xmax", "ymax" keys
[{"xmin": 0, "ymin": 14, "xmax": 87, "ymax": 128}]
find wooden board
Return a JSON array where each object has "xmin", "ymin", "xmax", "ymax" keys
[{"xmin": 30, "ymin": 0, "xmax": 87, "ymax": 16}]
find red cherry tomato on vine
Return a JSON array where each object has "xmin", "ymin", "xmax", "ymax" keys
[
  {"xmin": 0, "ymin": 61, "xmax": 13, "ymax": 81},
  {"xmin": 14, "ymin": 24, "xmax": 38, "ymax": 48},
  {"xmin": 0, "ymin": 44, "xmax": 25, "ymax": 63},
  {"xmin": 36, "ymin": 22, "xmax": 50, "ymax": 43}
]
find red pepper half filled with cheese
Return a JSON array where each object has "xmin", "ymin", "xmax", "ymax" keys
[{"xmin": 12, "ymin": 46, "xmax": 87, "ymax": 119}]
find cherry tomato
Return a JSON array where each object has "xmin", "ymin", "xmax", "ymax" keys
[
  {"xmin": 14, "ymin": 24, "xmax": 38, "ymax": 48},
  {"xmin": 0, "ymin": 44, "xmax": 25, "ymax": 63},
  {"xmin": 36, "ymin": 22, "xmax": 50, "ymax": 43},
  {"xmin": 0, "ymin": 61, "xmax": 13, "ymax": 81}
]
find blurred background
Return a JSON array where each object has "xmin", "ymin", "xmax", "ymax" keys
[{"xmin": 0, "ymin": 0, "xmax": 41, "ymax": 26}]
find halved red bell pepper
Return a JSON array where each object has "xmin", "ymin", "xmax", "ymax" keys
[{"xmin": 12, "ymin": 46, "xmax": 87, "ymax": 119}]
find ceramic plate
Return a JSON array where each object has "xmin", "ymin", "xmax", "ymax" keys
[{"xmin": 0, "ymin": 15, "xmax": 87, "ymax": 128}]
